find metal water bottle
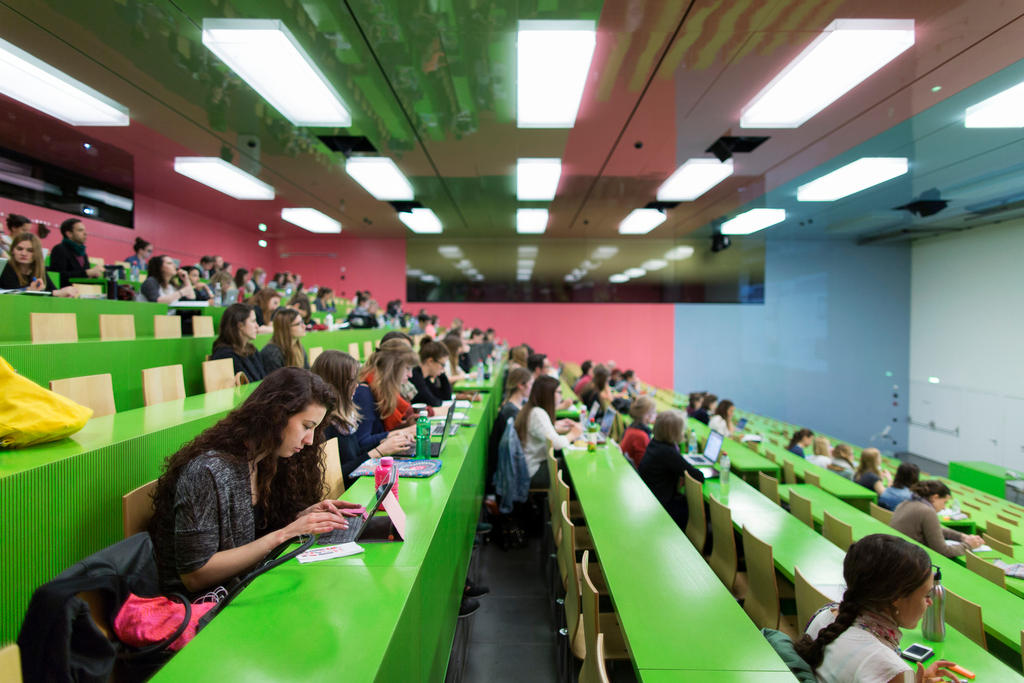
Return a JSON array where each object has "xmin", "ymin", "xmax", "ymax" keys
[{"xmin": 922, "ymin": 568, "xmax": 945, "ymax": 641}]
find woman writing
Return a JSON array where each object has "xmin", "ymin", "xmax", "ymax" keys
[
  {"xmin": 149, "ymin": 368, "xmax": 364, "ymax": 596},
  {"xmin": 353, "ymin": 340, "xmax": 419, "ymax": 453},
  {"xmin": 514, "ymin": 376, "xmax": 583, "ymax": 488},
  {"xmin": 787, "ymin": 429, "xmax": 814, "ymax": 458},
  {"xmin": 879, "ymin": 463, "xmax": 920, "ymax": 511},
  {"xmin": 795, "ymin": 534, "xmax": 963, "ymax": 682},
  {"xmin": 708, "ymin": 399, "xmax": 739, "ymax": 437},
  {"xmin": 210, "ymin": 303, "xmax": 267, "ymax": 382},
  {"xmin": 620, "ymin": 396, "xmax": 657, "ymax": 468},
  {"xmin": 260, "ymin": 308, "xmax": 309, "ymax": 372},
  {"xmin": 442, "ymin": 335, "xmax": 469, "ymax": 383},
  {"xmin": 410, "ymin": 340, "xmax": 453, "ymax": 407},
  {"xmin": 141, "ymin": 255, "xmax": 195, "ymax": 304},
  {"xmin": 890, "ymin": 480, "xmax": 983, "ymax": 558},
  {"xmin": 0, "ymin": 234, "xmax": 78, "ymax": 297},
  {"xmin": 854, "ymin": 448, "xmax": 893, "ymax": 496}
]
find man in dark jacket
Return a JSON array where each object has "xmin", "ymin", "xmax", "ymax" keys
[{"xmin": 49, "ymin": 218, "xmax": 103, "ymax": 287}]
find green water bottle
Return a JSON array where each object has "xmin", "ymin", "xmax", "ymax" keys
[{"xmin": 415, "ymin": 410, "xmax": 430, "ymax": 459}]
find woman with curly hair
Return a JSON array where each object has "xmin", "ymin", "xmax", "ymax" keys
[
  {"xmin": 149, "ymin": 368, "xmax": 363, "ymax": 596},
  {"xmin": 795, "ymin": 534, "xmax": 961, "ymax": 682}
]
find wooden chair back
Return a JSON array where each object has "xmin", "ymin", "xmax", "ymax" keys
[
  {"xmin": 98, "ymin": 314, "xmax": 136, "ymax": 341},
  {"xmin": 758, "ymin": 472, "xmax": 780, "ymax": 505},
  {"xmin": 982, "ymin": 533, "xmax": 1013, "ymax": 558},
  {"xmin": 308, "ymin": 346, "xmax": 324, "ymax": 365},
  {"xmin": 49, "ymin": 373, "xmax": 116, "ymax": 417},
  {"xmin": 363, "ymin": 340, "xmax": 374, "ymax": 360},
  {"xmin": 321, "ymin": 437, "xmax": 346, "ymax": 498},
  {"xmin": 348, "ymin": 342, "xmax": 361, "ymax": 360},
  {"xmin": 74, "ymin": 283, "xmax": 103, "ymax": 296},
  {"xmin": 594, "ymin": 634, "xmax": 610, "ymax": 683},
  {"xmin": 579, "ymin": 551, "xmax": 604, "ymax": 682},
  {"xmin": 192, "ymin": 316, "xmax": 215, "ymax": 338},
  {"xmin": 741, "ymin": 526, "xmax": 780, "ymax": 629},
  {"xmin": 869, "ymin": 502, "xmax": 893, "ymax": 524},
  {"xmin": 965, "ymin": 551, "xmax": 1006, "ymax": 589},
  {"xmin": 30, "ymin": 312, "xmax": 77, "ymax": 343},
  {"xmin": 822, "ymin": 511, "xmax": 852, "ymax": 551},
  {"xmin": 684, "ymin": 471, "xmax": 707, "ymax": 552},
  {"xmin": 0, "ymin": 642, "xmax": 22, "ymax": 683},
  {"xmin": 122, "ymin": 479, "xmax": 157, "ymax": 538},
  {"xmin": 804, "ymin": 470, "xmax": 821, "ymax": 488},
  {"xmin": 986, "ymin": 520, "xmax": 1014, "ymax": 545},
  {"xmin": 708, "ymin": 494, "xmax": 737, "ymax": 589},
  {"xmin": 945, "ymin": 588, "xmax": 987, "ymax": 650},
  {"xmin": 560, "ymin": 501, "xmax": 583, "ymax": 656},
  {"xmin": 202, "ymin": 357, "xmax": 236, "ymax": 393},
  {"xmin": 997, "ymin": 513, "xmax": 1020, "ymax": 527},
  {"xmin": 789, "ymin": 491, "xmax": 814, "ymax": 528},
  {"xmin": 794, "ymin": 566, "xmax": 831, "ymax": 634},
  {"xmin": 546, "ymin": 449, "xmax": 560, "ymax": 527},
  {"xmin": 764, "ymin": 449, "xmax": 776, "ymax": 463},
  {"xmin": 782, "ymin": 460, "xmax": 796, "ymax": 485},
  {"xmin": 142, "ymin": 364, "xmax": 185, "ymax": 406},
  {"xmin": 153, "ymin": 315, "xmax": 182, "ymax": 339}
]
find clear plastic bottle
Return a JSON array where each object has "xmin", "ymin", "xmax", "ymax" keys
[
  {"xmin": 688, "ymin": 429, "xmax": 698, "ymax": 455},
  {"xmin": 374, "ymin": 456, "xmax": 397, "ymax": 500},
  {"xmin": 922, "ymin": 568, "xmax": 945, "ymax": 641},
  {"xmin": 579, "ymin": 408, "xmax": 588, "ymax": 428},
  {"xmin": 719, "ymin": 452, "xmax": 730, "ymax": 493},
  {"xmin": 415, "ymin": 410, "xmax": 430, "ymax": 459},
  {"xmin": 213, "ymin": 281, "xmax": 222, "ymax": 307},
  {"xmin": 324, "ymin": 313, "xmax": 333, "ymax": 329},
  {"xmin": 130, "ymin": 264, "xmax": 140, "ymax": 283}
]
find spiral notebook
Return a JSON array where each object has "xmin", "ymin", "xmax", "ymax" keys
[{"xmin": 350, "ymin": 458, "xmax": 442, "ymax": 478}]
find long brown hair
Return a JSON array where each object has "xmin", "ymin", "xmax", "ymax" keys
[
  {"xmin": 7, "ymin": 233, "xmax": 45, "ymax": 285},
  {"xmin": 270, "ymin": 308, "xmax": 306, "ymax": 368},
  {"xmin": 250, "ymin": 288, "xmax": 281, "ymax": 323},
  {"xmin": 515, "ymin": 375, "xmax": 559, "ymax": 444},
  {"xmin": 358, "ymin": 339, "xmax": 418, "ymax": 418},
  {"xmin": 149, "ymin": 368, "xmax": 338, "ymax": 542},
  {"xmin": 213, "ymin": 303, "xmax": 257, "ymax": 356},
  {"xmin": 311, "ymin": 350, "xmax": 362, "ymax": 430}
]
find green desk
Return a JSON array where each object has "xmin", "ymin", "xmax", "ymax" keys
[
  {"xmin": 561, "ymin": 443, "xmax": 792, "ymax": 678},
  {"xmin": 69, "ymin": 277, "xmax": 142, "ymax": 292},
  {"xmin": 759, "ymin": 440, "xmax": 877, "ymax": 511},
  {"xmin": 950, "ymin": 461, "xmax": 1024, "ymax": 500},
  {"xmin": 0, "ymin": 293, "xmax": 169, "ymax": 342},
  {"xmin": 688, "ymin": 420, "xmax": 780, "ymax": 483}
]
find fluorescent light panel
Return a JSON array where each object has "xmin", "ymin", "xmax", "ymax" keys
[
  {"xmin": 202, "ymin": 19, "xmax": 351, "ymax": 126},
  {"xmin": 665, "ymin": 245, "xmax": 695, "ymax": 260},
  {"xmin": 517, "ymin": 245, "xmax": 538, "ymax": 257},
  {"xmin": 721, "ymin": 208, "xmax": 786, "ymax": 235},
  {"xmin": 517, "ymin": 20, "xmax": 596, "ymax": 128},
  {"xmin": 609, "ymin": 273, "xmax": 629, "ymax": 284},
  {"xmin": 797, "ymin": 157, "xmax": 908, "ymax": 201},
  {"xmin": 618, "ymin": 209, "xmax": 666, "ymax": 235},
  {"xmin": 438, "ymin": 246, "xmax": 462, "ymax": 258},
  {"xmin": 741, "ymin": 19, "xmax": 914, "ymax": 129},
  {"xmin": 174, "ymin": 157, "xmax": 275, "ymax": 200},
  {"xmin": 624, "ymin": 267, "xmax": 646, "ymax": 278},
  {"xmin": 0, "ymin": 37, "xmax": 129, "ymax": 126},
  {"xmin": 965, "ymin": 80, "xmax": 1024, "ymax": 128},
  {"xmin": 516, "ymin": 158, "xmax": 562, "ymax": 200},
  {"xmin": 398, "ymin": 208, "xmax": 442, "ymax": 234},
  {"xmin": 592, "ymin": 246, "xmax": 618, "ymax": 259},
  {"xmin": 281, "ymin": 207, "xmax": 341, "ymax": 233},
  {"xmin": 657, "ymin": 159, "xmax": 734, "ymax": 201},
  {"xmin": 345, "ymin": 157, "xmax": 414, "ymax": 200},
  {"xmin": 517, "ymin": 208, "xmax": 549, "ymax": 234},
  {"xmin": 642, "ymin": 259, "xmax": 668, "ymax": 271}
]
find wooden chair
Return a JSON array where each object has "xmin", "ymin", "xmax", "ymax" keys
[
  {"xmin": 742, "ymin": 526, "xmax": 798, "ymax": 637},
  {"xmin": 74, "ymin": 283, "xmax": 103, "ymax": 296},
  {"xmin": 153, "ymin": 315, "xmax": 182, "ymax": 339},
  {"xmin": 964, "ymin": 551, "xmax": 1006, "ymax": 589},
  {"xmin": 764, "ymin": 449, "xmax": 776, "ymax": 463},
  {"xmin": 348, "ymin": 342, "xmax": 361, "ymax": 360},
  {"xmin": 789, "ymin": 491, "xmax": 814, "ymax": 529},
  {"xmin": 557, "ymin": 470, "xmax": 593, "ymax": 550},
  {"xmin": 98, "ymin": 313, "xmax": 135, "ymax": 341},
  {"xmin": 758, "ymin": 472, "xmax": 780, "ymax": 505},
  {"xmin": 804, "ymin": 470, "xmax": 821, "ymax": 488},
  {"xmin": 869, "ymin": 502, "xmax": 893, "ymax": 524},
  {"xmin": 363, "ymin": 340, "xmax": 374, "ymax": 360},
  {"xmin": 982, "ymin": 533, "xmax": 1013, "ymax": 558},
  {"xmin": 986, "ymin": 521, "xmax": 1014, "ymax": 545},
  {"xmin": 30, "ymin": 312, "xmax": 77, "ymax": 343},
  {"xmin": 684, "ymin": 471, "xmax": 707, "ymax": 553},
  {"xmin": 0, "ymin": 642, "xmax": 22, "ymax": 683},
  {"xmin": 708, "ymin": 494, "xmax": 746, "ymax": 599},
  {"xmin": 321, "ymin": 437, "xmax": 346, "ymax": 498},
  {"xmin": 593, "ymin": 634, "xmax": 610, "ymax": 683},
  {"xmin": 308, "ymin": 346, "xmax": 324, "ymax": 365},
  {"xmin": 122, "ymin": 479, "xmax": 157, "ymax": 538},
  {"xmin": 782, "ymin": 460, "xmax": 796, "ymax": 485},
  {"xmin": 945, "ymin": 588, "xmax": 987, "ymax": 649},
  {"xmin": 822, "ymin": 511, "xmax": 852, "ymax": 551},
  {"xmin": 49, "ymin": 373, "xmax": 116, "ymax": 417},
  {"xmin": 192, "ymin": 316, "xmax": 215, "ymax": 338},
  {"xmin": 557, "ymin": 499, "xmax": 608, "ymax": 596},
  {"xmin": 794, "ymin": 566, "xmax": 832, "ymax": 634},
  {"xmin": 579, "ymin": 550, "xmax": 629, "ymax": 682},
  {"xmin": 142, "ymin": 364, "xmax": 185, "ymax": 406},
  {"xmin": 202, "ymin": 358, "xmax": 237, "ymax": 393},
  {"xmin": 560, "ymin": 502, "xmax": 591, "ymax": 661}
]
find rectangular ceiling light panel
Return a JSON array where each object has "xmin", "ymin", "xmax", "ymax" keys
[
  {"xmin": 174, "ymin": 157, "xmax": 275, "ymax": 200},
  {"xmin": 202, "ymin": 19, "xmax": 351, "ymax": 126},
  {"xmin": 618, "ymin": 209, "xmax": 666, "ymax": 235},
  {"xmin": 281, "ymin": 207, "xmax": 341, "ymax": 233},
  {"xmin": 964, "ymin": 81, "xmax": 1024, "ymax": 128},
  {"xmin": 797, "ymin": 157, "xmax": 908, "ymax": 201},
  {"xmin": 657, "ymin": 159, "xmax": 734, "ymax": 201},
  {"xmin": 517, "ymin": 20, "xmax": 596, "ymax": 128},
  {"xmin": 398, "ymin": 208, "xmax": 442, "ymax": 233},
  {"xmin": 517, "ymin": 158, "xmax": 562, "ymax": 200},
  {"xmin": 740, "ymin": 19, "xmax": 914, "ymax": 128},
  {"xmin": 0, "ymin": 37, "xmax": 129, "ymax": 126},
  {"xmin": 721, "ymin": 208, "xmax": 786, "ymax": 235},
  {"xmin": 345, "ymin": 157, "xmax": 414, "ymax": 200},
  {"xmin": 517, "ymin": 208, "xmax": 549, "ymax": 234}
]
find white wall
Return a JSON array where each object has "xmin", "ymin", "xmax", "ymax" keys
[{"xmin": 909, "ymin": 220, "xmax": 1024, "ymax": 467}]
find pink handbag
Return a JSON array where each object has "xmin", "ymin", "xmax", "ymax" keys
[{"xmin": 114, "ymin": 593, "xmax": 218, "ymax": 651}]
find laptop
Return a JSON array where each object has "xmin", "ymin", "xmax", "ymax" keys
[
  {"xmin": 736, "ymin": 417, "xmax": 748, "ymax": 430},
  {"xmin": 684, "ymin": 429, "xmax": 723, "ymax": 479},
  {"xmin": 400, "ymin": 407, "xmax": 453, "ymax": 458},
  {"xmin": 315, "ymin": 465, "xmax": 397, "ymax": 545},
  {"xmin": 430, "ymin": 404, "xmax": 460, "ymax": 437}
]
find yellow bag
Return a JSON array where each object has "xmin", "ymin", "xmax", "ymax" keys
[{"xmin": 0, "ymin": 356, "xmax": 93, "ymax": 448}]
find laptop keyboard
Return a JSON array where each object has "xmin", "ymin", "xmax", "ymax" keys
[{"xmin": 316, "ymin": 519, "xmax": 362, "ymax": 545}]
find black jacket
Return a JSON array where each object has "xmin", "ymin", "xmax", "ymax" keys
[
  {"xmin": 409, "ymin": 366, "xmax": 451, "ymax": 407},
  {"xmin": 48, "ymin": 241, "xmax": 92, "ymax": 288},
  {"xmin": 637, "ymin": 439, "xmax": 705, "ymax": 506},
  {"xmin": 210, "ymin": 344, "xmax": 267, "ymax": 381}
]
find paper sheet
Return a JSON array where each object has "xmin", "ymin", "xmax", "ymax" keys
[{"xmin": 296, "ymin": 542, "xmax": 364, "ymax": 563}]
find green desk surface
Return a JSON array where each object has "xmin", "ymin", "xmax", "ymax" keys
[
  {"xmin": 562, "ymin": 443, "xmax": 791, "ymax": 675},
  {"xmin": 950, "ymin": 461, "xmax": 1024, "ymax": 500},
  {"xmin": 452, "ymin": 372, "xmax": 499, "ymax": 392},
  {"xmin": 759, "ymin": 440, "xmax": 877, "ymax": 510},
  {"xmin": 952, "ymin": 461, "xmax": 1024, "ymax": 481},
  {"xmin": 0, "ymin": 293, "xmax": 169, "ymax": 341},
  {"xmin": 777, "ymin": 484, "xmax": 1024, "ymax": 652},
  {"xmin": 688, "ymin": 420, "xmax": 780, "ymax": 477},
  {"xmin": 639, "ymin": 671, "xmax": 796, "ymax": 682}
]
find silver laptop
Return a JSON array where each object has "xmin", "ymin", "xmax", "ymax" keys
[{"xmin": 684, "ymin": 429, "xmax": 723, "ymax": 479}]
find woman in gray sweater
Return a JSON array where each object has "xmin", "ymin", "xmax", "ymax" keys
[{"xmin": 889, "ymin": 480, "xmax": 983, "ymax": 557}]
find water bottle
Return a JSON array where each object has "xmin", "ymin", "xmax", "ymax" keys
[
  {"xmin": 213, "ymin": 281, "xmax": 222, "ymax": 307},
  {"xmin": 688, "ymin": 429, "xmax": 698, "ymax": 455},
  {"xmin": 579, "ymin": 408, "xmax": 588, "ymax": 428},
  {"xmin": 130, "ymin": 264, "xmax": 140, "ymax": 283},
  {"xmin": 950, "ymin": 498, "xmax": 961, "ymax": 516},
  {"xmin": 719, "ymin": 452, "xmax": 731, "ymax": 493},
  {"xmin": 476, "ymin": 360, "xmax": 485, "ymax": 380},
  {"xmin": 325, "ymin": 313, "xmax": 334, "ymax": 329},
  {"xmin": 922, "ymin": 568, "xmax": 945, "ymax": 641},
  {"xmin": 374, "ymin": 456, "xmax": 398, "ymax": 500},
  {"xmin": 484, "ymin": 358, "xmax": 493, "ymax": 380},
  {"xmin": 586, "ymin": 419, "xmax": 598, "ymax": 452},
  {"xmin": 415, "ymin": 410, "xmax": 430, "ymax": 459}
]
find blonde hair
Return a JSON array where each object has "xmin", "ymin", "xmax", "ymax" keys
[
  {"xmin": 856, "ymin": 448, "xmax": 883, "ymax": 477},
  {"xmin": 8, "ymin": 233, "xmax": 45, "ymax": 285},
  {"xmin": 358, "ymin": 339, "xmax": 418, "ymax": 418},
  {"xmin": 629, "ymin": 396, "xmax": 656, "ymax": 422},
  {"xmin": 653, "ymin": 410, "xmax": 685, "ymax": 444},
  {"xmin": 270, "ymin": 308, "xmax": 306, "ymax": 368},
  {"xmin": 812, "ymin": 436, "xmax": 830, "ymax": 457}
]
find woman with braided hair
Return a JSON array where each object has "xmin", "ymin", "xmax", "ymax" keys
[{"xmin": 795, "ymin": 534, "xmax": 962, "ymax": 682}]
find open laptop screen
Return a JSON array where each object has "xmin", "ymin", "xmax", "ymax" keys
[{"xmin": 703, "ymin": 430, "xmax": 724, "ymax": 464}]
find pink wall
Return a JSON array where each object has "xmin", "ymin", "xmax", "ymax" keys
[
  {"xmin": 423, "ymin": 302, "xmax": 676, "ymax": 389},
  {"xmin": 275, "ymin": 235, "xmax": 406, "ymax": 302}
]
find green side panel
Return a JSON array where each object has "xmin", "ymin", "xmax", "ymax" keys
[
  {"xmin": 949, "ymin": 462, "xmax": 1010, "ymax": 499},
  {"xmin": 0, "ymin": 295, "xmax": 170, "ymax": 342}
]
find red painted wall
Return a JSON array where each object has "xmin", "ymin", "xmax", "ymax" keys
[
  {"xmin": 422, "ymin": 302, "xmax": 676, "ymax": 389},
  {"xmin": 275, "ymin": 235, "xmax": 406, "ymax": 303}
]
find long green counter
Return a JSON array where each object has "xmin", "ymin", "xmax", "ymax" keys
[
  {"xmin": 688, "ymin": 420, "xmax": 780, "ymax": 482},
  {"xmin": 756, "ymin": 438, "xmax": 877, "ymax": 511},
  {"xmin": 950, "ymin": 461, "xmax": 1024, "ymax": 500},
  {"xmin": 0, "ymin": 293, "xmax": 170, "ymax": 341}
]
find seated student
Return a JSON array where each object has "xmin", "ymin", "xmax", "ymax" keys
[
  {"xmin": 141, "ymin": 255, "xmax": 195, "ymax": 304},
  {"xmin": 312, "ymin": 351, "xmax": 411, "ymax": 489},
  {"xmin": 807, "ymin": 435, "xmax": 835, "ymax": 469},
  {"xmin": 638, "ymin": 410, "xmax": 705, "ymax": 529},
  {"xmin": 260, "ymin": 308, "xmax": 309, "ymax": 373},
  {"xmin": 786, "ymin": 428, "xmax": 814, "ymax": 458},
  {"xmin": 879, "ymin": 463, "xmax": 920, "ymax": 511},
  {"xmin": 830, "ymin": 442, "xmax": 857, "ymax": 476},
  {"xmin": 795, "ymin": 534, "xmax": 963, "ymax": 683},
  {"xmin": 48, "ymin": 218, "xmax": 103, "ymax": 287},
  {"xmin": 708, "ymin": 399, "xmax": 739, "ymax": 437},
  {"xmin": 507, "ymin": 344, "xmax": 529, "ymax": 372},
  {"xmin": 353, "ymin": 339, "xmax": 419, "ymax": 453},
  {"xmin": 572, "ymin": 360, "xmax": 593, "ymax": 397},
  {"xmin": 210, "ymin": 270, "xmax": 239, "ymax": 305},
  {"xmin": 514, "ymin": 376, "xmax": 583, "ymax": 488},
  {"xmin": 410, "ymin": 340, "xmax": 453, "ymax": 407},
  {"xmin": 853, "ymin": 448, "xmax": 893, "ymax": 496},
  {"xmin": 314, "ymin": 287, "xmax": 336, "ymax": 312},
  {"xmin": 487, "ymin": 367, "xmax": 534, "ymax": 494},
  {"xmin": 890, "ymin": 480, "xmax": 983, "ymax": 558},
  {"xmin": 233, "ymin": 269, "xmax": 251, "ymax": 298},
  {"xmin": 465, "ymin": 328, "xmax": 488, "ymax": 367},
  {"xmin": 210, "ymin": 303, "xmax": 267, "ymax": 381},
  {"xmin": 195, "ymin": 255, "xmax": 216, "ymax": 279},
  {"xmin": 0, "ymin": 233, "xmax": 78, "ymax": 297},
  {"xmin": 184, "ymin": 266, "xmax": 212, "ymax": 301},
  {"xmin": 288, "ymin": 292, "xmax": 313, "ymax": 326},
  {"xmin": 617, "ymin": 369, "xmax": 639, "ymax": 398},
  {"xmin": 442, "ymin": 334, "xmax": 470, "ymax": 383},
  {"xmin": 579, "ymin": 365, "xmax": 612, "ymax": 413},
  {"xmin": 691, "ymin": 393, "xmax": 717, "ymax": 425},
  {"xmin": 686, "ymin": 392, "xmax": 704, "ymax": 417},
  {"xmin": 526, "ymin": 352, "xmax": 550, "ymax": 380},
  {"xmin": 250, "ymin": 288, "xmax": 281, "ymax": 334},
  {"xmin": 124, "ymin": 237, "xmax": 152, "ymax": 271},
  {"xmin": 1, "ymin": 213, "xmax": 31, "ymax": 257},
  {"xmin": 619, "ymin": 396, "xmax": 656, "ymax": 468},
  {"xmin": 149, "ymin": 368, "xmax": 365, "ymax": 596},
  {"xmin": 249, "ymin": 267, "xmax": 265, "ymax": 295}
]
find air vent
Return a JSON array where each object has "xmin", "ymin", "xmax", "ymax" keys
[
  {"xmin": 705, "ymin": 136, "xmax": 769, "ymax": 162},
  {"xmin": 318, "ymin": 135, "xmax": 377, "ymax": 155}
]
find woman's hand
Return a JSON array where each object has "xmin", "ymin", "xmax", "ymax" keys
[
  {"xmin": 54, "ymin": 286, "xmax": 80, "ymax": 298},
  {"xmin": 279, "ymin": 509, "xmax": 348, "ymax": 539},
  {"xmin": 377, "ymin": 430, "xmax": 413, "ymax": 455},
  {"xmin": 28, "ymin": 277, "xmax": 44, "ymax": 291},
  {"xmin": 180, "ymin": 282, "xmax": 195, "ymax": 299},
  {"xmin": 299, "ymin": 499, "xmax": 366, "ymax": 518},
  {"xmin": 963, "ymin": 534, "xmax": 984, "ymax": 549},
  {"xmin": 554, "ymin": 418, "xmax": 576, "ymax": 434},
  {"xmin": 915, "ymin": 660, "xmax": 960, "ymax": 682},
  {"xmin": 567, "ymin": 423, "xmax": 584, "ymax": 440}
]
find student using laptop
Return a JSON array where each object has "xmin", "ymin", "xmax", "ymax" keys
[
  {"xmin": 514, "ymin": 376, "xmax": 583, "ymax": 488},
  {"xmin": 619, "ymin": 396, "xmax": 656, "ymax": 468},
  {"xmin": 353, "ymin": 340, "xmax": 419, "ymax": 454},
  {"xmin": 149, "ymin": 368, "xmax": 365, "ymax": 597},
  {"xmin": 707, "ymin": 399, "xmax": 739, "ymax": 437},
  {"xmin": 638, "ymin": 410, "xmax": 705, "ymax": 529},
  {"xmin": 409, "ymin": 340, "xmax": 452, "ymax": 407}
]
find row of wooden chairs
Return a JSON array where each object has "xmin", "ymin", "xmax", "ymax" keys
[{"xmin": 29, "ymin": 312, "xmax": 213, "ymax": 344}]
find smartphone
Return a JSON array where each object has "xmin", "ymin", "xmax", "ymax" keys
[{"xmin": 900, "ymin": 643, "xmax": 934, "ymax": 662}]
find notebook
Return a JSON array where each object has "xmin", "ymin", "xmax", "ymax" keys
[{"xmin": 350, "ymin": 458, "xmax": 442, "ymax": 478}]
